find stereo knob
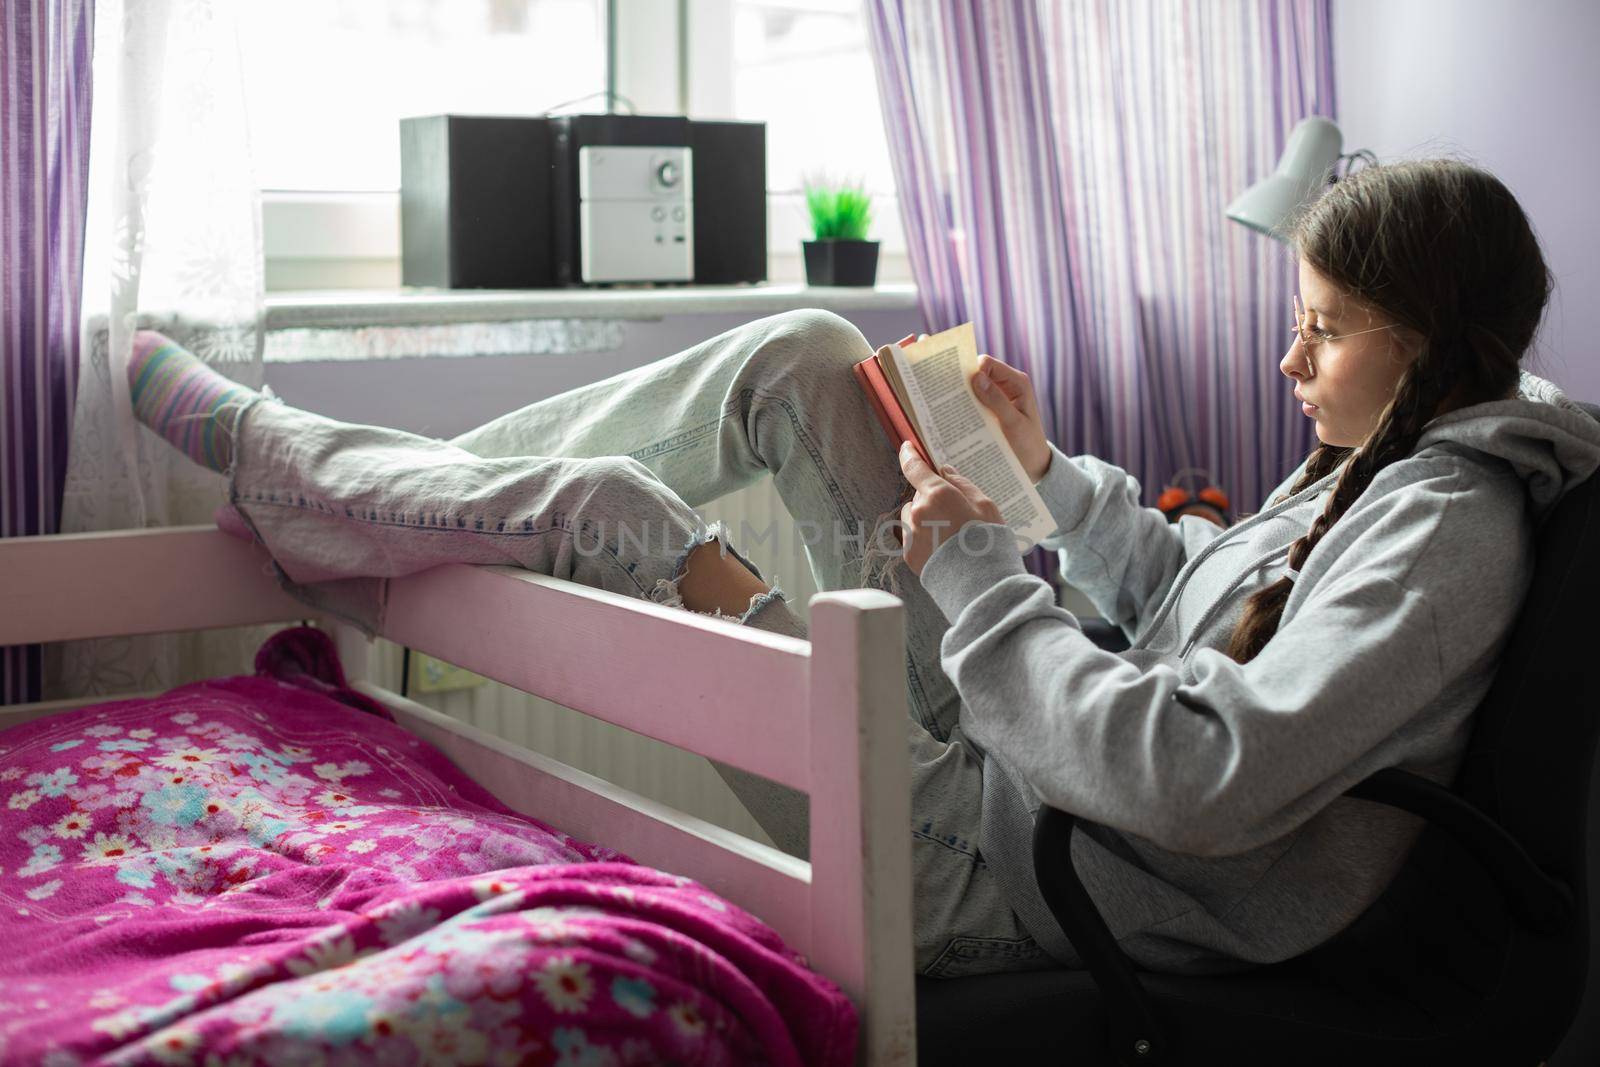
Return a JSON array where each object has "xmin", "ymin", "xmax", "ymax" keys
[{"xmin": 656, "ymin": 161, "xmax": 680, "ymax": 187}]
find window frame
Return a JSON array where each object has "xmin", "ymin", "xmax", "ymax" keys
[{"xmin": 261, "ymin": 0, "xmax": 908, "ymax": 292}]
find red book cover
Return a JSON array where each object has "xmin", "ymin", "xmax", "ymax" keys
[{"xmin": 852, "ymin": 340, "xmax": 933, "ymax": 467}]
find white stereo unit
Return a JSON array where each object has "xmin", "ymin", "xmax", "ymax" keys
[{"xmin": 577, "ymin": 145, "xmax": 694, "ymax": 283}]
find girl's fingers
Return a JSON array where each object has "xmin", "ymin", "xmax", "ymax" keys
[
  {"xmin": 977, "ymin": 355, "xmax": 1037, "ymax": 414},
  {"xmin": 940, "ymin": 466, "xmax": 1001, "ymax": 521},
  {"xmin": 974, "ymin": 373, "xmax": 1023, "ymax": 424},
  {"xmin": 940, "ymin": 466, "xmax": 983, "ymax": 502}
]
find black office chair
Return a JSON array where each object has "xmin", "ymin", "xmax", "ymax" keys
[{"xmin": 917, "ymin": 402, "xmax": 1600, "ymax": 1066}]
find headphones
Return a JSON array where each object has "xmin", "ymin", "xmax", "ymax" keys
[{"xmin": 1155, "ymin": 467, "xmax": 1232, "ymax": 527}]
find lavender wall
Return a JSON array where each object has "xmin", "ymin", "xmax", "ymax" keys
[
  {"xmin": 1339, "ymin": 10, "xmax": 1600, "ymax": 1062},
  {"xmin": 1333, "ymin": 0, "xmax": 1600, "ymax": 402}
]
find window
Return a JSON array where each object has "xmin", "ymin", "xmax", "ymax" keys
[
  {"xmin": 242, "ymin": 0, "xmax": 606, "ymax": 193},
  {"xmin": 728, "ymin": 0, "xmax": 896, "ymax": 204},
  {"xmin": 249, "ymin": 0, "xmax": 906, "ymax": 290},
  {"xmin": 699, "ymin": 0, "xmax": 907, "ymax": 283}
]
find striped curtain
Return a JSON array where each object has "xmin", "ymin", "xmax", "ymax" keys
[
  {"xmin": 867, "ymin": 0, "xmax": 1333, "ymax": 545},
  {"xmin": 0, "ymin": 0, "xmax": 95, "ymax": 704}
]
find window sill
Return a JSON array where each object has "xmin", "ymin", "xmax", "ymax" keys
[{"xmin": 263, "ymin": 282, "xmax": 920, "ymax": 331}]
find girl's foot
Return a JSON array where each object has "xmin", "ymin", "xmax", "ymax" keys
[{"xmin": 128, "ymin": 330, "xmax": 258, "ymax": 472}]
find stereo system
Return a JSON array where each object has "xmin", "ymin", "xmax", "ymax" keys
[{"xmin": 400, "ymin": 113, "xmax": 767, "ymax": 289}]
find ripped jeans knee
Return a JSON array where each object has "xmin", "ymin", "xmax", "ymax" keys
[{"xmin": 648, "ymin": 518, "xmax": 793, "ymax": 627}]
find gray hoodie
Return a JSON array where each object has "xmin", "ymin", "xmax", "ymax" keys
[{"xmin": 917, "ymin": 370, "xmax": 1600, "ymax": 973}]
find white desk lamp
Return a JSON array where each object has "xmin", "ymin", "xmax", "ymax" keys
[{"xmin": 1225, "ymin": 117, "xmax": 1376, "ymax": 242}]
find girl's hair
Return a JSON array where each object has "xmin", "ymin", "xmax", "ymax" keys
[{"xmin": 1223, "ymin": 159, "xmax": 1552, "ymax": 664}]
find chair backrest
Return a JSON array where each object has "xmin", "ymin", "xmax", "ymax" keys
[
  {"xmin": 1306, "ymin": 400, "xmax": 1600, "ymax": 1057},
  {"xmin": 1456, "ymin": 398, "xmax": 1600, "ymax": 1046}
]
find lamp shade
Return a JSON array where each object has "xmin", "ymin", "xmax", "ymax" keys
[{"xmin": 1226, "ymin": 117, "xmax": 1343, "ymax": 242}]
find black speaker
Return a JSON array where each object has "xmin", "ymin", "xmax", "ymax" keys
[
  {"xmin": 689, "ymin": 120, "xmax": 767, "ymax": 285},
  {"xmin": 401, "ymin": 114, "xmax": 767, "ymax": 289},
  {"xmin": 400, "ymin": 115, "xmax": 557, "ymax": 289}
]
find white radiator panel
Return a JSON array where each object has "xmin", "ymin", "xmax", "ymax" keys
[{"xmin": 371, "ymin": 476, "xmax": 822, "ymax": 847}]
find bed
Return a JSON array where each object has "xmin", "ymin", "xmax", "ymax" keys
[{"xmin": 0, "ymin": 526, "xmax": 917, "ymax": 1065}]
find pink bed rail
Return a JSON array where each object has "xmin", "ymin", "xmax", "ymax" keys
[{"xmin": 0, "ymin": 525, "xmax": 917, "ymax": 1064}]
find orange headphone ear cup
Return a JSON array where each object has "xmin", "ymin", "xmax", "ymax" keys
[
  {"xmin": 1156, "ymin": 486, "xmax": 1190, "ymax": 513},
  {"xmin": 1199, "ymin": 486, "xmax": 1230, "ymax": 510}
]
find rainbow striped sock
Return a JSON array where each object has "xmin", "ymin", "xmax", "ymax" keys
[{"xmin": 128, "ymin": 331, "xmax": 258, "ymax": 473}]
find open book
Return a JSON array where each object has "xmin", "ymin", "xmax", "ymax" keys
[{"xmin": 852, "ymin": 322, "xmax": 1056, "ymax": 550}]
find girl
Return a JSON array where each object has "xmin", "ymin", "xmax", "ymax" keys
[{"xmin": 127, "ymin": 159, "xmax": 1600, "ymax": 980}]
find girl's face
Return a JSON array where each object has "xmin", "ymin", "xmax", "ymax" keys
[{"xmin": 1279, "ymin": 260, "xmax": 1422, "ymax": 448}]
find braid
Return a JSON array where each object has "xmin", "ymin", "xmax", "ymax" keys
[
  {"xmin": 1224, "ymin": 352, "xmax": 1454, "ymax": 664},
  {"xmin": 1286, "ymin": 442, "xmax": 1353, "ymax": 501}
]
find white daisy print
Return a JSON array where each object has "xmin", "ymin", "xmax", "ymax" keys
[
  {"xmin": 533, "ymin": 955, "xmax": 594, "ymax": 1013},
  {"xmin": 82, "ymin": 832, "xmax": 138, "ymax": 865},
  {"xmin": 153, "ymin": 747, "xmax": 222, "ymax": 772},
  {"xmin": 519, "ymin": 907, "xmax": 585, "ymax": 943},
  {"xmin": 471, "ymin": 878, "xmax": 517, "ymax": 901},
  {"xmin": 89, "ymin": 1008, "xmax": 144, "ymax": 1040},
  {"xmin": 7, "ymin": 789, "xmax": 41, "ymax": 811},
  {"xmin": 347, "ymin": 840, "xmax": 377, "ymax": 854},
  {"xmin": 285, "ymin": 933, "xmax": 362, "ymax": 976},
  {"xmin": 143, "ymin": 1023, "xmax": 201, "ymax": 1064},
  {"xmin": 52, "ymin": 811, "xmax": 91, "ymax": 839},
  {"xmin": 374, "ymin": 899, "xmax": 441, "ymax": 944},
  {"xmin": 668, "ymin": 1000, "xmax": 707, "ymax": 1037}
]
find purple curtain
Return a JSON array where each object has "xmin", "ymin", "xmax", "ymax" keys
[
  {"xmin": 867, "ymin": 0, "xmax": 1335, "ymax": 573},
  {"xmin": 1, "ymin": 0, "xmax": 94, "ymax": 704}
]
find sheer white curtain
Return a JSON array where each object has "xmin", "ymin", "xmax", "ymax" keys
[{"xmin": 50, "ymin": 0, "xmax": 274, "ymax": 699}]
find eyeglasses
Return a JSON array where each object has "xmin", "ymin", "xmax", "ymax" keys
[{"xmin": 1291, "ymin": 293, "xmax": 1402, "ymax": 372}]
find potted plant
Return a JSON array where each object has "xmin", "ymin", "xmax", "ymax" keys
[{"xmin": 802, "ymin": 177, "xmax": 879, "ymax": 287}]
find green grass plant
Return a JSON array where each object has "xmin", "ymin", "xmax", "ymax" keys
[{"xmin": 804, "ymin": 178, "xmax": 875, "ymax": 241}]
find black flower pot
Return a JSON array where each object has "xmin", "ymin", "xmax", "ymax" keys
[{"xmin": 803, "ymin": 239, "xmax": 880, "ymax": 287}]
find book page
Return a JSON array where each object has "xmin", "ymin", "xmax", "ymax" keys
[
  {"xmin": 875, "ymin": 346, "xmax": 926, "ymax": 449},
  {"xmin": 889, "ymin": 323, "xmax": 1056, "ymax": 550}
]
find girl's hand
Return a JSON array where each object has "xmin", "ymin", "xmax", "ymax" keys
[
  {"xmin": 972, "ymin": 354, "xmax": 1052, "ymax": 483},
  {"xmin": 896, "ymin": 442, "xmax": 1004, "ymax": 576}
]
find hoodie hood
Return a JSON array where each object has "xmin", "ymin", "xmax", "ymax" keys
[{"xmin": 1411, "ymin": 369, "xmax": 1600, "ymax": 521}]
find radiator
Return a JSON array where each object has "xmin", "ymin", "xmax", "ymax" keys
[{"xmin": 370, "ymin": 476, "xmax": 821, "ymax": 847}]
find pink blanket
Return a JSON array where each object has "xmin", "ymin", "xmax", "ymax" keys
[{"xmin": 0, "ymin": 629, "xmax": 856, "ymax": 1065}]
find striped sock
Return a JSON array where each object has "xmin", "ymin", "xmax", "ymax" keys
[{"xmin": 127, "ymin": 331, "xmax": 258, "ymax": 473}]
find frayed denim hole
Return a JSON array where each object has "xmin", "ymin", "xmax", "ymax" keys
[
  {"xmin": 732, "ymin": 582, "xmax": 792, "ymax": 626},
  {"xmin": 650, "ymin": 522, "xmax": 712, "ymax": 610},
  {"xmin": 650, "ymin": 520, "xmax": 767, "ymax": 613},
  {"xmin": 858, "ymin": 501, "xmax": 909, "ymax": 597},
  {"xmin": 695, "ymin": 517, "xmax": 769, "ymax": 586}
]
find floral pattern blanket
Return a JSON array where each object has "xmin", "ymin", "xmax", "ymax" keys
[{"xmin": 0, "ymin": 629, "xmax": 856, "ymax": 1066}]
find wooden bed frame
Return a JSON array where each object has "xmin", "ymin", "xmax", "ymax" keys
[{"xmin": 0, "ymin": 526, "xmax": 917, "ymax": 1065}]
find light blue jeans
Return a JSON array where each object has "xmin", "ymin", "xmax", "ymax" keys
[{"xmin": 226, "ymin": 309, "xmax": 1055, "ymax": 978}]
